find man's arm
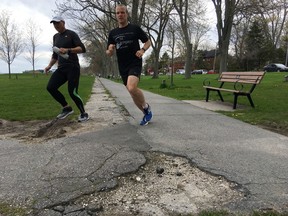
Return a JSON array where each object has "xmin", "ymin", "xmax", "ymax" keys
[
  {"xmin": 136, "ymin": 39, "xmax": 151, "ymax": 58},
  {"xmin": 44, "ymin": 58, "xmax": 57, "ymax": 74},
  {"xmin": 59, "ymin": 46, "xmax": 84, "ymax": 55},
  {"xmin": 141, "ymin": 39, "xmax": 151, "ymax": 52}
]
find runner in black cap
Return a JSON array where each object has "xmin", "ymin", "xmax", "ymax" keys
[{"xmin": 45, "ymin": 16, "xmax": 89, "ymax": 122}]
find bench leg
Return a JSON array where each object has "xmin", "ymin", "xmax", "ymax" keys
[
  {"xmin": 247, "ymin": 94, "xmax": 255, "ymax": 108},
  {"xmin": 205, "ymin": 89, "xmax": 210, "ymax": 102},
  {"xmin": 217, "ymin": 90, "xmax": 224, "ymax": 102},
  {"xmin": 233, "ymin": 94, "xmax": 239, "ymax": 109}
]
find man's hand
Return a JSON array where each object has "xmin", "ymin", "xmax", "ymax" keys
[
  {"xmin": 59, "ymin": 47, "xmax": 67, "ymax": 54},
  {"xmin": 44, "ymin": 66, "xmax": 51, "ymax": 75},
  {"xmin": 136, "ymin": 49, "xmax": 145, "ymax": 58},
  {"xmin": 106, "ymin": 44, "xmax": 115, "ymax": 56},
  {"xmin": 53, "ymin": 47, "xmax": 69, "ymax": 59}
]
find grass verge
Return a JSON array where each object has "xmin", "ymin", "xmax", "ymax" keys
[{"xmin": 0, "ymin": 73, "xmax": 95, "ymax": 121}]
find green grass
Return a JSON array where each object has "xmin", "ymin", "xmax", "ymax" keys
[
  {"xmin": 0, "ymin": 73, "xmax": 95, "ymax": 121},
  {"xmin": 137, "ymin": 72, "xmax": 288, "ymax": 135}
]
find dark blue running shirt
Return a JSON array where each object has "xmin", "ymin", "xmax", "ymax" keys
[{"xmin": 107, "ymin": 24, "xmax": 149, "ymax": 73}]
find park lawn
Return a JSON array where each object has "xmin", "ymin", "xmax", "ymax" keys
[
  {"xmin": 137, "ymin": 72, "xmax": 288, "ymax": 133},
  {"xmin": 0, "ymin": 73, "xmax": 95, "ymax": 121},
  {"xmin": 1, "ymin": 72, "xmax": 287, "ymax": 135}
]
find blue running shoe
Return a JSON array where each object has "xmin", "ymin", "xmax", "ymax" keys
[{"xmin": 140, "ymin": 104, "xmax": 152, "ymax": 126}]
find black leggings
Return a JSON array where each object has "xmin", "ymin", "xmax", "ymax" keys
[{"xmin": 46, "ymin": 64, "xmax": 85, "ymax": 114}]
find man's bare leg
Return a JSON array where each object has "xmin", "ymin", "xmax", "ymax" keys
[{"xmin": 126, "ymin": 75, "xmax": 146, "ymax": 112}]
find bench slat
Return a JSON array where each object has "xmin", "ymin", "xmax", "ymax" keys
[
  {"xmin": 203, "ymin": 86, "xmax": 242, "ymax": 93},
  {"xmin": 219, "ymin": 79, "xmax": 260, "ymax": 84},
  {"xmin": 220, "ymin": 75, "xmax": 264, "ymax": 79},
  {"xmin": 219, "ymin": 71, "xmax": 265, "ymax": 84},
  {"xmin": 220, "ymin": 72, "xmax": 265, "ymax": 76}
]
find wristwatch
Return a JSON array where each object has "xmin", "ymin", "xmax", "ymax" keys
[{"xmin": 141, "ymin": 47, "xmax": 146, "ymax": 52}]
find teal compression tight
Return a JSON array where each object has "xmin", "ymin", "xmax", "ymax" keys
[{"xmin": 46, "ymin": 64, "xmax": 85, "ymax": 114}]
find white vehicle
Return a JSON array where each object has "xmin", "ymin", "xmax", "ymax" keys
[
  {"xmin": 191, "ymin": 69, "xmax": 208, "ymax": 74},
  {"xmin": 176, "ymin": 69, "xmax": 185, "ymax": 74},
  {"xmin": 263, "ymin": 63, "xmax": 288, "ymax": 72}
]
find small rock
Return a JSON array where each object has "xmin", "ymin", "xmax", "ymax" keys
[
  {"xmin": 52, "ymin": 206, "xmax": 65, "ymax": 213},
  {"xmin": 86, "ymin": 203, "xmax": 104, "ymax": 215},
  {"xmin": 156, "ymin": 167, "xmax": 164, "ymax": 174},
  {"xmin": 137, "ymin": 195, "xmax": 146, "ymax": 201}
]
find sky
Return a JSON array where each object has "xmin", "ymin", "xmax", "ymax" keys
[{"xmin": 0, "ymin": 0, "xmax": 218, "ymax": 74}]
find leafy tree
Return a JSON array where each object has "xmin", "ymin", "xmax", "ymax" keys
[
  {"xmin": 144, "ymin": 52, "xmax": 156, "ymax": 75},
  {"xmin": 244, "ymin": 20, "xmax": 267, "ymax": 70},
  {"xmin": 242, "ymin": 0, "xmax": 288, "ymax": 63},
  {"xmin": 159, "ymin": 51, "xmax": 170, "ymax": 74}
]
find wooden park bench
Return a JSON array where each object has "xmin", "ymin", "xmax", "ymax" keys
[{"xmin": 203, "ymin": 71, "xmax": 265, "ymax": 109}]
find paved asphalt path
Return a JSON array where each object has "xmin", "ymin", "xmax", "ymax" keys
[
  {"xmin": 100, "ymin": 78, "xmax": 288, "ymax": 212},
  {"xmin": 0, "ymin": 77, "xmax": 287, "ymax": 214}
]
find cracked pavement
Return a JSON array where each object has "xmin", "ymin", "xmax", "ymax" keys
[{"xmin": 0, "ymin": 124, "xmax": 149, "ymax": 209}]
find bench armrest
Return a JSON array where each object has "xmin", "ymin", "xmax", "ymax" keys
[
  {"xmin": 203, "ymin": 78, "xmax": 218, "ymax": 86},
  {"xmin": 234, "ymin": 80, "xmax": 244, "ymax": 91}
]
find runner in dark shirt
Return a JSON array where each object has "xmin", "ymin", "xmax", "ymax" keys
[
  {"xmin": 45, "ymin": 16, "xmax": 89, "ymax": 122},
  {"xmin": 106, "ymin": 4, "xmax": 153, "ymax": 126}
]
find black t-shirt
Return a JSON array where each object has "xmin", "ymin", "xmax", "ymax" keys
[
  {"xmin": 107, "ymin": 24, "xmax": 149, "ymax": 72},
  {"xmin": 52, "ymin": 29, "xmax": 86, "ymax": 67}
]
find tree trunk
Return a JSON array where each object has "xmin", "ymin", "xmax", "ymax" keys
[
  {"xmin": 185, "ymin": 43, "xmax": 192, "ymax": 79},
  {"xmin": 219, "ymin": 37, "xmax": 230, "ymax": 72},
  {"xmin": 212, "ymin": 0, "xmax": 238, "ymax": 73},
  {"xmin": 8, "ymin": 63, "xmax": 11, "ymax": 79},
  {"xmin": 152, "ymin": 51, "xmax": 160, "ymax": 78}
]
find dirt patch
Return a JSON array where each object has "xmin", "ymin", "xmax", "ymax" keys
[
  {"xmin": 259, "ymin": 123, "xmax": 288, "ymax": 137},
  {"xmin": 0, "ymin": 118, "xmax": 79, "ymax": 142},
  {"xmin": 74, "ymin": 152, "xmax": 244, "ymax": 215}
]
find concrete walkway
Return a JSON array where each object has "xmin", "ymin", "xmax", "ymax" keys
[
  {"xmin": 0, "ymin": 77, "xmax": 287, "ymax": 214},
  {"xmin": 100, "ymin": 78, "xmax": 288, "ymax": 211}
]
